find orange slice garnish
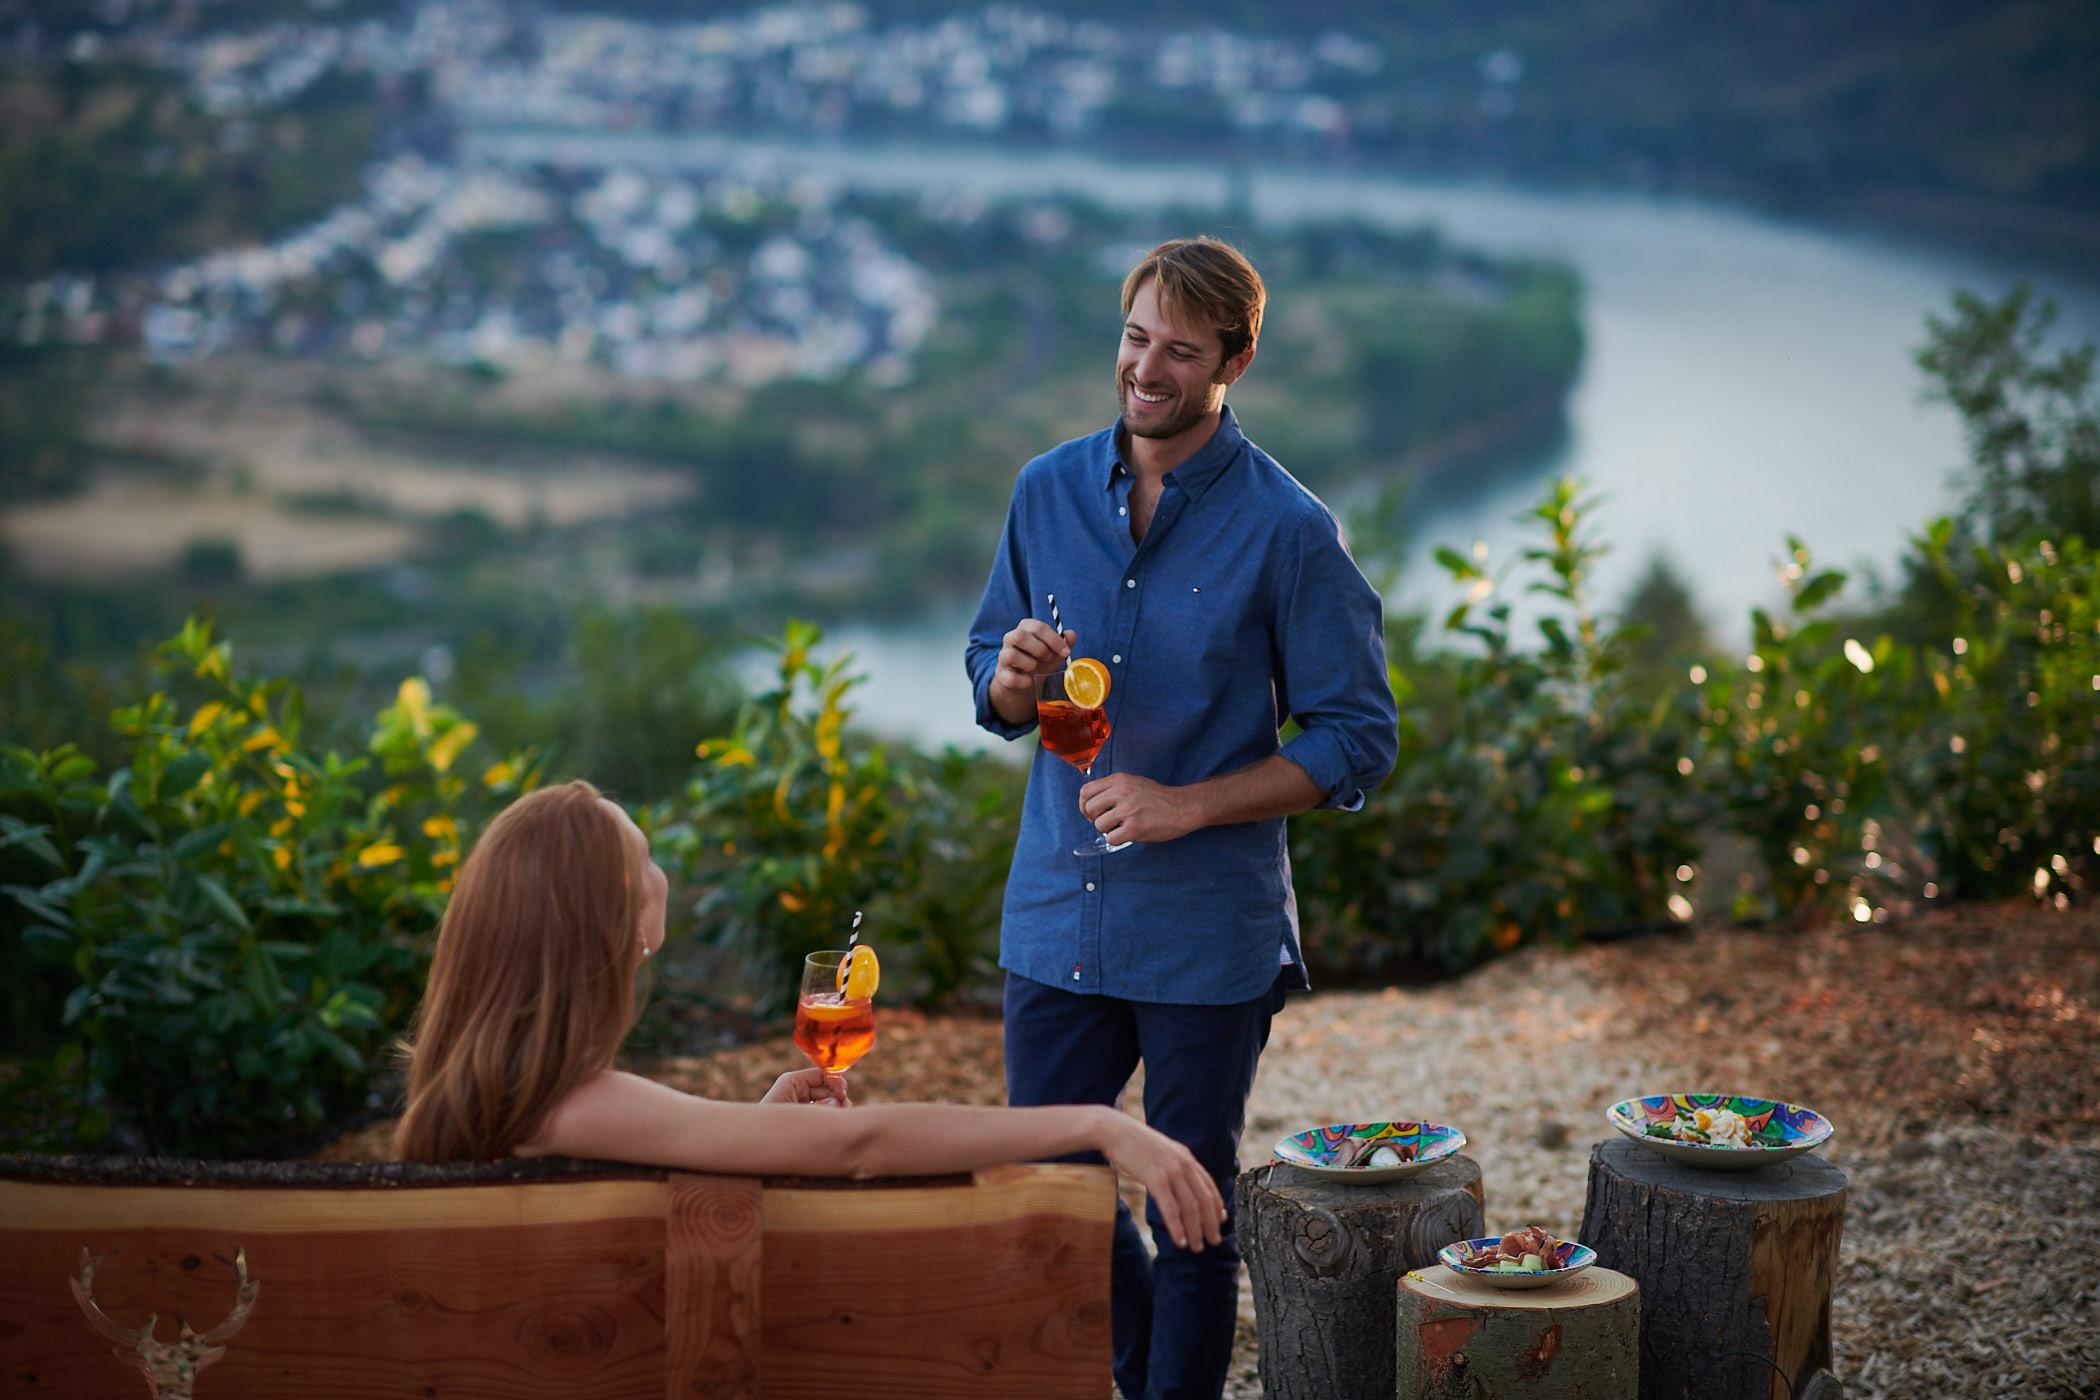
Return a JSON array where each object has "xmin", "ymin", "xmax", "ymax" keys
[
  {"xmin": 838, "ymin": 945, "xmax": 881, "ymax": 1001},
  {"xmin": 1065, "ymin": 657, "xmax": 1110, "ymax": 709}
]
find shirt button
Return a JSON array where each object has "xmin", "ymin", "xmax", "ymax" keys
[
  {"xmin": 1072, "ymin": 965, "xmax": 1082, "ymax": 981},
  {"xmin": 1125, "ymin": 578, "xmax": 1136, "ymax": 589},
  {"xmin": 1118, "ymin": 505, "xmax": 1128, "ymax": 516},
  {"xmin": 1111, "ymin": 654, "xmax": 1122, "ymax": 663},
  {"xmin": 1085, "ymin": 881, "xmax": 1096, "ymax": 892}
]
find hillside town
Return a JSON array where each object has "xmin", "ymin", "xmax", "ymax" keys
[{"xmin": 2, "ymin": 0, "xmax": 1421, "ymax": 386}]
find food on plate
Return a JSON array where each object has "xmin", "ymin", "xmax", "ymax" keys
[
  {"xmin": 1340, "ymin": 1136, "xmax": 1416, "ymax": 1168},
  {"xmin": 1455, "ymin": 1225, "xmax": 1562, "ymax": 1273},
  {"xmin": 1642, "ymin": 1104, "xmax": 1774, "ymax": 1148}
]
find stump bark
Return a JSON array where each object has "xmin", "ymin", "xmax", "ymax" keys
[
  {"xmin": 1236, "ymin": 1155, "xmax": 1485, "ymax": 1400},
  {"xmin": 1396, "ymin": 1264, "xmax": 1640, "ymax": 1399},
  {"xmin": 1579, "ymin": 1138, "xmax": 1847, "ymax": 1400}
]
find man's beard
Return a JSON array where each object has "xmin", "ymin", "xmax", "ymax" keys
[{"xmin": 1119, "ymin": 376, "xmax": 1219, "ymax": 441}]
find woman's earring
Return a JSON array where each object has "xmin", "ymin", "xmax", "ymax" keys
[{"xmin": 640, "ymin": 941, "xmax": 654, "ymax": 959}]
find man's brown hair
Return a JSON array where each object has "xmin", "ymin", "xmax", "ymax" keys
[{"xmin": 1120, "ymin": 236, "xmax": 1265, "ymax": 367}]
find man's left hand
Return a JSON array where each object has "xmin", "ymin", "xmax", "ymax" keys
[{"xmin": 1078, "ymin": 773, "xmax": 1205, "ymax": 845}]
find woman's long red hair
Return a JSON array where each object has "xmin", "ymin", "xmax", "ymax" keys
[{"xmin": 394, "ymin": 780, "xmax": 642, "ymax": 1162}]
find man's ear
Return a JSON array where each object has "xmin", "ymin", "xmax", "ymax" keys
[{"xmin": 1217, "ymin": 341, "xmax": 1257, "ymax": 388}]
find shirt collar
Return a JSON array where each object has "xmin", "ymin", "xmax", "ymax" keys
[{"xmin": 1104, "ymin": 404, "xmax": 1246, "ymax": 499}]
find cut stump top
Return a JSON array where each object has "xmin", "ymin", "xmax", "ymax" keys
[
  {"xmin": 1244, "ymin": 1152, "xmax": 1484, "ymax": 1208},
  {"xmin": 1591, "ymin": 1137, "xmax": 1847, "ymax": 1201},
  {"xmin": 1402, "ymin": 1264, "xmax": 1638, "ymax": 1312}
]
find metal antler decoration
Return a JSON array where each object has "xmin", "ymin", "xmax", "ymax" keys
[{"xmin": 70, "ymin": 1246, "xmax": 260, "ymax": 1400}]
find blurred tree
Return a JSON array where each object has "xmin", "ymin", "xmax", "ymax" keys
[{"xmin": 1616, "ymin": 553, "xmax": 1712, "ymax": 696}]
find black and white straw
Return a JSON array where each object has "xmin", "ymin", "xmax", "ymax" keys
[
  {"xmin": 848, "ymin": 910, "xmax": 863, "ymax": 948},
  {"xmin": 1048, "ymin": 593, "xmax": 1061, "ymax": 635}
]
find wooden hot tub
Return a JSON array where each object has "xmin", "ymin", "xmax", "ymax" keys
[{"xmin": 0, "ymin": 1153, "xmax": 1113, "ymax": 1397}]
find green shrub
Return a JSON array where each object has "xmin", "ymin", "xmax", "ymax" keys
[
  {"xmin": 1292, "ymin": 479, "xmax": 1713, "ymax": 975},
  {"xmin": 1897, "ymin": 525, "xmax": 2099, "ymax": 904},
  {"xmin": 1693, "ymin": 542, "xmax": 1910, "ymax": 922},
  {"xmin": 651, "ymin": 621, "xmax": 1019, "ymax": 1010},
  {"xmin": 0, "ymin": 618, "xmax": 538, "ymax": 1156}
]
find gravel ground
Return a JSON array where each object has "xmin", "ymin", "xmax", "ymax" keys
[{"xmin": 336, "ymin": 902, "xmax": 2099, "ymax": 1398}]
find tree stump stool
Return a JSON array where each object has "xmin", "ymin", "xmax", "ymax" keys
[
  {"xmin": 1396, "ymin": 1264, "xmax": 1640, "ymax": 1398},
  {"xmin": 1236, "ymin": 1156, "xmax": 1485, "ymax": 1400},
  {"xmin": 1579, "ymin": 1138, "xmax": 1847, "ymax": 1400}
]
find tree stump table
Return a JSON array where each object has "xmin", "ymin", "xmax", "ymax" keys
[
  {"xmin": 1579, "ymin": 1138, "xmax": 1847, "ymax": 1400},
  {"xmin": 1235, "ymin": 1155, "xmax": 1485, "ymax": 1400},
  {"xmin": 1396, "ymin": 1263, "xmax": 1640, "ymax": 1398}
]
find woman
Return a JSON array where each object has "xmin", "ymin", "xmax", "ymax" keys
[{"xmin": 395, "ymin": 781, "xmax": 1225, "ymax": 1253}]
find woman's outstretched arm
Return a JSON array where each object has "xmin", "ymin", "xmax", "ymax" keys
[{"xmin": 521, "ymin": 1070, "xmax": 1226, "ymax": 1251}]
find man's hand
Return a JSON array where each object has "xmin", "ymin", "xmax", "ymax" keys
[
  {"xmin": 1079, "ymin": 772, "xmax": 1205, "ymax": 845},
  {"xmin": 989, "ymin": 619, "xmax": 1075, "ymax": 725}
]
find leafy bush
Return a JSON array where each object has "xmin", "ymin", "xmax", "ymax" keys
[
  {"xmin": 1292, "ymin": 479, "xmax": 1713, "ymax": 975},
  {"xmin": 1693, "ymin": 543, "xmax": 1909, "ymax": 922},
  {"xmin": 1897, "ymin": 526, "xmax": 2099, "ymax": 904},
  {"xmin": 0, "ymin": 618, "xmax": 537, "ymax": 1156},
  {"xmin": 651, "ymin": 621, "xmax": 1019, "ymax": 1010}
]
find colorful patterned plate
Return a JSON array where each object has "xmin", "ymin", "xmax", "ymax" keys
[
  {"xmin": 1437, "ymin": 1236, "xmax": 1596, "ymax": 1291},
  {"xmin": 1272, "ymin": 1121, "xmax": 1466, "ymax": 1183},
  {"xmin": 1607, "ymin": 1093, "xmax": 1834, "ymax": 1170}
]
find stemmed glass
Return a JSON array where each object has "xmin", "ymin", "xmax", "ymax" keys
[
  {"xmin": 792, "ymin": 950, "xmax": 876, "ymax": 1098},
  {"xmin": 1036, "ymin": 663, "xmax": 1130, "ymax": 857}
]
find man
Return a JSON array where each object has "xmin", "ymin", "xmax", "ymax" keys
[{"xmin": 964, "ymin": 236, "xmax": 1398, "ymax": 1400}]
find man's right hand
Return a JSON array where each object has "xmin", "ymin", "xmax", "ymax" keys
[{"xmin": 989, "ymin": 619, "xmax": 1075, "ymax": 722}]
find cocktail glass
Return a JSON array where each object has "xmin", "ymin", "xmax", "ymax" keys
[
  {"xmin": 793, "ymin": 950, "xmax": 876, "ymax": 1098},
  {"xmin": 1037, "ymin": 665, "xmax": 1130, "ymax": 857}
]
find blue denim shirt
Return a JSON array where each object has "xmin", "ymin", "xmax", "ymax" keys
[{"xmin": 966, "ymin": 407, "xmax": 1398, "ymax": 1005}]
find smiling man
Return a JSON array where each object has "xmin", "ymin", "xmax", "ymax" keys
[{"xmin": 964, "ymin": 236, "xmax": 1398, "ymax": 1400}]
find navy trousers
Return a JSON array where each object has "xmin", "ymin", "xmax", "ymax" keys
[{"xmin": 1003, "ymin": 970, "xmax": 1288, "ymax": 1400}]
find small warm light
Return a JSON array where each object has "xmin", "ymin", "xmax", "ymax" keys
[
  {"xmin": 2091, "ymin": 675, "xmax": 2098, "ymax": 691},
  {"xmin": 1872, "ymin": 907, "xmax": 1889, "ymax": 924},
  {"xmin": 1805, "ymin": 803, "xmax": 1821, "ymax": 820},
  {"xmin": 1843, "ymin": 638, "xmax": 1874, "ymax": 673},
  {"xmin": 2006, "ymin": 559, "xmax": 2023, "ymax": 583},
  {"xmin": 1689, "ymin": 665, "xmax": 1708, "ymax": 684},
  {"xmin": 2055, "ymin": 893, "xmax": 2070, "ymax": 911},
  {"xmin": 1813, "ymin": 868, "xmax": 1830, "ymax": 885},
  {"xmin": 1568, "ymin": 766, "xmax": 1585, "ymax": 782},
  {"xmin": 1924, "ymin": 882, "xmax": 1940, "ymax": 898},
  {"xmin": 2027, "ymin": 691, "xmax": 2040, "ymax": 708},
  {"xmin": 1793, "ymin": 846, "xmax": 1811, "ymax": 866},
  {"xmin": 1676, "ymin": 756, "xmax": 1694, "ymax": 776},
  {"xmin": 1953, "ymin": 637, "xmax": 1968, "ymax": 655},
  {"xmin": 1667, "ymin": 893, "xmax": 1694, "ymax": 921},
  {"xmin": 2051, "ymin": 854, "xmax": 2069, "ymax": 875},
  {"xmin": 1746, "ymin": 654, "xmax": 1765, "ymax": 673},
  {"xmin": 1865, "ymin": 851, "xmax": 1883, "ymax": 869},
  {"xmin": 2028, "ymin": 771, "xmax": 2047, "ymax": 792},
  {"xmin": 2033, "ymin": 867, "xmax": 2050, "ymax": 894},
  {"xmin": 1472, "ymin": 539, "xmax": 1489, "ymax": 562},
  {"xmin": 1796, "ymin": 689, "xmax": 1812, "ymax": 709},
  {"xmin": 1858, "ymin": 747, "xmax": 1879, "ymax": 764},
  {"xmin": 1950, "ymin": 735, "xmax": 1968, "ymax": 754},
  {"xmin": 1851, "ymin": 899, "xmax": 1871, "ymax": 923},
  {"xmin": 1676, "ymin": 864, "xmax": 1695, "ymax": 883}
]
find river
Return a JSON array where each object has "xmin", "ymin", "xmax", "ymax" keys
[{"xmin": 467, "ymin": 132, "xmax": 2100, "ymax": 753}]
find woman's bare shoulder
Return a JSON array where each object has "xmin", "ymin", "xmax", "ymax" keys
[{"xmin": 513, "ymin": 1069, "xmax": 686, "ymax": 1159}]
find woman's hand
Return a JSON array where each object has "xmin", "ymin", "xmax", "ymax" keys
[
  {"xmin": 1095, "ymin": 1107, "xmax": 1225, "ymax": 1252},
  {"xmin": 760, "ymin": 1067, "xmax": 849, "ymax": 1107}
]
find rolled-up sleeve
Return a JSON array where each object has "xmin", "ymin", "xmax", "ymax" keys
[
  {"xmin": 1273, "ymin": 507, "xmax": 1399, "ymax": 810},
  {"xmin": 966, "ymin": 486, "xmax": 1039, "ymax": 741}
]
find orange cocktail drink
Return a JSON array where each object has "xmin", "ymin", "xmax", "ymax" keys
[{"xmin": 793, "ymin": 992, "xmax": 876, "ymax": 1073}]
